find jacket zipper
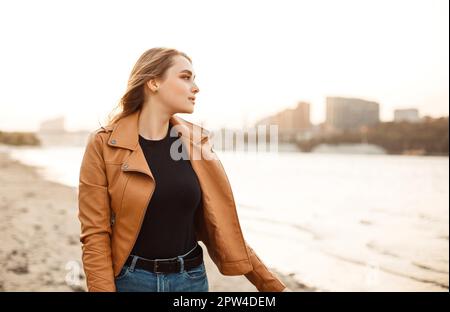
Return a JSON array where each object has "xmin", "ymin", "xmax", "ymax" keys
[{"xmin": 115, "ymin": 168, "xmax": 156, "ymax": 274}]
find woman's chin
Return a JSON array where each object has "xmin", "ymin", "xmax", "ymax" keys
[
  {"xmin": 173, "ymin": 104, "xmax": 195, "ymax": 115},
  {"xmin": 182, "ymin": 106, "xmax": 195, "ymax": 114}
]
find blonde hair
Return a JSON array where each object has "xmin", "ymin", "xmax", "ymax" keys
[{"xmin": 106, "ymin": 47, "xmax": 192, "ymax": 126}]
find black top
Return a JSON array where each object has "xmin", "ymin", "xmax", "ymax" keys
[{"xmin": 130, "ymin": 122, "xmax": 202, "ymax": 259}]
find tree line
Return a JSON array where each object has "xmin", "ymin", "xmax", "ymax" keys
[{"xmin": 297, "ymin": 117, "xmax": 449, "ymax": 156}]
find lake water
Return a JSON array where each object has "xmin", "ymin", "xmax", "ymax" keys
[{"xmin": 3, "ymin": 144, "xmax": 448, "ymax": 291}]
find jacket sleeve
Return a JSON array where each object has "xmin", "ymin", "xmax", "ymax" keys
[
  {"xmin": 199, "ymin": 134, "xmax": 286, "ymax": 292},
  {"xmin": 78, "ymin": 132, "xmax": 116, "ymax": 292},
  {"xmin": 244, "ymin": 241, "xmax": 287, "ymax": 292}
]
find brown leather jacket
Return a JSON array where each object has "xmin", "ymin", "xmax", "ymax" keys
[{"xmin": 78, "ymin": 110, "xmax": 286, "ymax": 292}]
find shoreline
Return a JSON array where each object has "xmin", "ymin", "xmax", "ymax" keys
[{"xmin": 0, "ymin": 150, "xmax": 310, "ymax": 292}]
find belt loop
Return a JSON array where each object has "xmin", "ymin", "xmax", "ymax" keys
[
  {"xmin": 177, "ymin": 255, "xmax": 184, "ymax": 273},
  {"xmin": 129, "ymin": 255, "xmax": 139, "ymax": 272}
]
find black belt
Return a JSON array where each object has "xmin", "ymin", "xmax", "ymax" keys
[{"xmin": 125, "ymin": 244, "xmax": 203, "ymax": 274}]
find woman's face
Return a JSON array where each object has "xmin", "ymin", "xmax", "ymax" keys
[{"xmin": 147, "ymin": 55, "xmax": 199, "ymax": 114}]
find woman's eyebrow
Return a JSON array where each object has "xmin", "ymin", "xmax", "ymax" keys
[{"xmin": 180, "ymin": 69, "xmax": 196, "ymax": 78}]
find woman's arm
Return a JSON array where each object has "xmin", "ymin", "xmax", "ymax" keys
[
  {"xmin": 78, "ymin": 132, "xmax": 116, "ymax": 291},
  {"xmin": 201, "ymin": 135, "xmax": 287, "ymax": 292},
  {"xmin": 244, "ymin": 241, "xmax": 287, "ymax": 292}
]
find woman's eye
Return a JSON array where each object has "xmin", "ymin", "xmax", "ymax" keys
[{"xmin": 183, "ymin": 76, "xmax": 191, "ymax": 80}]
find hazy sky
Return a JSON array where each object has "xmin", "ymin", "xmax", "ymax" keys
[{"xmin": 0, "ymin": 0, "xmax": 448, "ymax": 132}]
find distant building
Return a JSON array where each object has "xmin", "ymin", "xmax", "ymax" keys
[
  {"xmin": 255, "ymin": 101, "xmax": 312, "ymax": 141},
  {"xmin": 39, "ymin": 116, "xmax": 66, "ymax": 133},
  {"xmin": 326, "ymin": 97, "xmax": 379, "ymax": 132},
  {"xmin": 292, "ymin": 101, "xmax": 311, "ymax": 131},
  {"xmin": 394, "ymin": 108, "xmax": 420, "ymax": 123},
  {"xmin": 37, "ymin": 116, "xmax": 90, "ymax": 146}
]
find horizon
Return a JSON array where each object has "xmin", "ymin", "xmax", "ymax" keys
[{"xmin": 11, "ymin": 102, "xmax": 449, "ymax": 134}]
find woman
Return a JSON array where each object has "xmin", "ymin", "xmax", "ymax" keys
[{"xmin": 78, "ymin": 47, "xmax": 290, "ymax": 292}]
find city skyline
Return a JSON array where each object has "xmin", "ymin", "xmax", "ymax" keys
[{"xmin": 35, "ymin": 97, "xmax": 443, "ymax": 134}]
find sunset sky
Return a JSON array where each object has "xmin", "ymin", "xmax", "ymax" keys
[{"xmin": 0, "ymin": 0, "xmax": 448, "ymax": 132}]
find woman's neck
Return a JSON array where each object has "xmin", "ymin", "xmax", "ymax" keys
[{"xmin": 138, "ymin": 104, "xmax": 172, "ymax": 141}]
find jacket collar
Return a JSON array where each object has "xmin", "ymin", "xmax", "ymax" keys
[{"xmin": 106, "ymin": 110, "xmax": 210, "ymax": 151}]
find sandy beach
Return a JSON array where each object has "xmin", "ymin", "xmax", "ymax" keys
[{"xmin": 0, "ymin": 151, "xmax": 308, "ymax": 292}]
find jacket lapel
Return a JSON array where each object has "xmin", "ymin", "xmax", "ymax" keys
[{"xmin": 106, "ymin": 110, "xmax": 210, "ymax": 181}]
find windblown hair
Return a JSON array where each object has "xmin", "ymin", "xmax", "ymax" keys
[{"xmin": 106, "ymin": 47, "xmax": 192, "ymax": 126}]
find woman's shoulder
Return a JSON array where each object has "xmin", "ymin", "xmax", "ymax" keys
[
  {"xmin": 171, "ymin": 115, "xmax": 211, "ymax": 142},
  {"xmin": 86, "ymin": 124, "xmax": 115, "ymax": 146},
  {"xmin": 95, "ymin": 124, "xmax": 115, "ymax": 134}
]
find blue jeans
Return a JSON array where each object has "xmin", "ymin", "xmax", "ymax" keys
[{"xmin": 115, "ymin": 248, "xmax": 209, "ymax": 292}]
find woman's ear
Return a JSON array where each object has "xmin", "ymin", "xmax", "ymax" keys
[{"xmin": 146, "ymin": 79, "xmax": 159, "ymax": 93}]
